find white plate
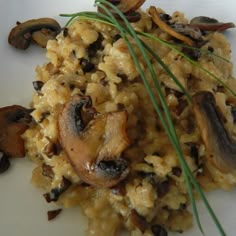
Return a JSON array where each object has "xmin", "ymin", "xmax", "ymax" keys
[{"xmin": 0, "ymin": 0, "xmax": 235, "ymax": 235}]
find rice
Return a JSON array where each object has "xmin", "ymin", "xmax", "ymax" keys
[{"xmin": 23, "ymin": 6, "xmax": 236, "ymax": 236}]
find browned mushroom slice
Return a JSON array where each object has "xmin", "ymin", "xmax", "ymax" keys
[
  {"xmin": 98, "ymin": 0, "xmax": 145, "ymax": 22},
  {"xmin": 124, "ymin": 11, "xmax": 142, "ymax": 23},
  {"xmin": 117, "ymin": 0, "xmax": 146, "ymax": 13},
  {"xmin": 0, "ymin": 105, "xmax": 32, "ymax": 157},
  {"xmin": 190, "ymin": 16, "xmax": 235, "ymax": 31},
  {"xmin": 149, "ymin": 6, "xmax": 194, "ymax": 46},
  {"xmin": 8, "ymin": 18, "xmax": 61, "ymax": 49},
  {"xmin": 58, "ymin": 95, "xmax": 130, "ymax": 188},
  {"xmin": 192, "ymin": 91, "xmax": 236, "ymax": 172},
  {"xmin": 102, "ymin": 0, "xmax": 145, "ymax": 13}
]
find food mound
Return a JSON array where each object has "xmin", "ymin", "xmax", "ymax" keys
[{"xmin": 21, "ymin": 2, "xmax": 236, "ymax": 236}]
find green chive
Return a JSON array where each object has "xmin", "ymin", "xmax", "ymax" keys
[{"xmin": 60, "ymin": 1, "xmax": 228, "ymax": 235}]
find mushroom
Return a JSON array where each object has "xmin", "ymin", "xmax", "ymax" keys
[
  {"xmin": 171, "ymin": 23, "xmax": 203, "ymax": 41},
  {"xmin": 47, "ymin": 209, "xmax": 62, "ymax": 221},
  {"xmin": 58, "ymin": 95, "xmax": 130, "ymax": 188},
  {"xmin": 190, "ymin": 16, "xmax": 235, "ymax": 31},
  {"xmin": 0, "ymin": 105, "xmax": 32, "ymax": 157},
  {"xmin": 192, "ymin": 91, "xmax": 236, "ymax": 172},
  {"xmin": 98, "ymin": 0, "xmax": 146, "ymax": 22},
  {"xmin": 116, "ymin": 0, "xmax": 146, "ymax": 13},
  {"xmin": 124, "ymin": 11, "xmax": 142, "ymax": 23},
  {"xmin": 8, "ymin": 18, "xmax": 61, "ymax": 49},
  {"xmin": 130, "ymin": 209, "xmax": 148, "ymax": 233},
  {"xmin": 149, "ymin": 6, "xmax": 195, "ymax": 46},
  {"xmin": 43, "ymin": 176, "xmax": 72, "ymax": 202}
]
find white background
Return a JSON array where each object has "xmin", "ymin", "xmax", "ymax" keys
[{"xmin": 0, "ymin": 0, "xmax": 236, "ymax": 235}]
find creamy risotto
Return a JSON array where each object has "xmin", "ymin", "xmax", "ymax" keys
[{"xmin": 22, "ymin": 3, "xmax": 236, "ymax": 236}]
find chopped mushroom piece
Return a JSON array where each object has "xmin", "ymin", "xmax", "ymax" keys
[
  {"xmin": 192, "ymin": 91, "xmax": 236, "ymax": 172},
  {"xmin": 42, "ymin": 163, "xmax": 54, "ymax": 178},
  {"xmin": 149, "ymin": 6, "xmax": 194, "ymax": 46},
  {"xmin": 151, "ymin": 224, "xmax": 168, "ymax": 236},
  {"xmin": 130, "ymin": 209, "xmax": 148, "ymax": 233},
  {"xmin": 58, "ymin": 95, "xmax": 130, "ymax": 188},
  {"xmin": 0, "ymin": 152, "xmax": 10, "ymax": 174},
  {"xmin": 171, "ymin": 23, "xmax": 203, "ymax": 41},
  {"xmin": 32, "ymin": 81, "xmax": 44, "ymax": 92},
  {"xmin": 0, "ymin": 105, "xmax": 32, "ymax": 157},
  {"xmin": 43, "ymin": 176, "xmax": 72, "ymax": 202},
  {"xmin": 47, "ymin": 209, "xmax": 62, "ymax": 221},
  {"xmin": 8, "ymin": 18, "xmax": 61, "ymax": 49},
  {"xmin": 190, "ymin": 16, "xmax": 235, "ymax": 31}
]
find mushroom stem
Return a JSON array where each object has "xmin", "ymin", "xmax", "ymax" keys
[{"xmin": 193, "ymin": 91, "xmax": 236, "ymax": 172}]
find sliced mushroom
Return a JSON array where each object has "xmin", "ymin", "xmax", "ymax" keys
[
  {"xmin": 116, "ymin": 0, "xmax": 146, "ymax": 13},
  {"xmin": 8, "ymin": 18, "xmax": 61, "ymax": 49},
  {"xmin": 190, "ymin": 16, "xmax": 235, "ymax": 31},
  {"xmin": 192, "ymin": 91, "xmax": 236, "ymax": 172},
  {"xmin": 149, "ymin": 6, "xmax": 195, "ymax": 46},
  {"xmin": 58, "ymin": 95, "xmax": 130, "ymax": 188},
  {"xmin": 98, "ymin": 0, "xmax": 145, "ymax": 22},
  {"xmin": 0, "ymin": 105, "xmax": 32, "ymax": 157}
]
